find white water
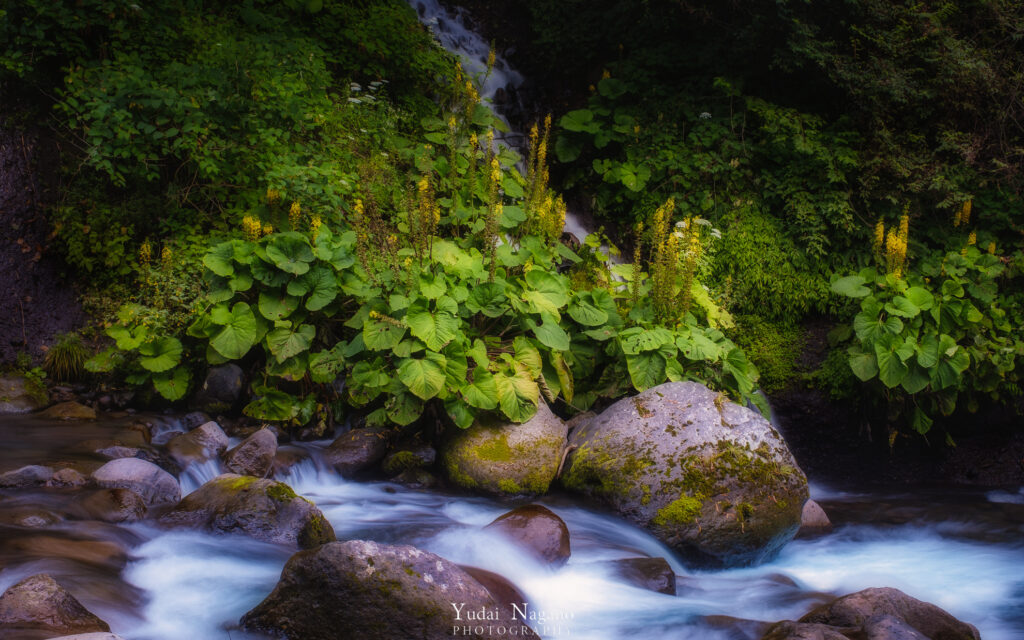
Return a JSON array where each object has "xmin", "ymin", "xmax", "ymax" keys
[{"xmin": 109, "ymin": 451, "xmax": 1024, "ymax": 640}]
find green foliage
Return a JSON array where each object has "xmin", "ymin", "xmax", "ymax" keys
[
  {"xmin": 43, "ymin": 333, "xmax": 88, "ymax": 383},
  {"xmin": 729, "ymin": 317, "xmax": 802, "ymax": 395},
  {"xmin": 831, "ymin": 245, "xmax": 1023, "ymax": 434}
]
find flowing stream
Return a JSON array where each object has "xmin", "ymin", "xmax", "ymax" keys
[{"xmin": 1, "ymin": 412, "xmax": 1023, "ymax": 639}]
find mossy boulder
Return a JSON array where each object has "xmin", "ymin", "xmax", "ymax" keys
[
  {"xmin": 158, "ymin": 473, "xmax": 334, "ymax": 549},
  {"xmin": 0, "ymin": 574, "xmax": 110, "ymax": 638},
  {"xmin": 442, "ymin": 401, "xmax": 567, "ymax": 496},
  {"xmin": 241, "ymin": 540, "xmax": 516, "ymax": 640},
  {"xmin": 562, "ymin": 381, "xmax": 808, "ymax": 568},
  {"xmin": 0, "ymin": 375, "xmax": 47, "ymax": 414},
  {"xmin": 39, "ymin": 402, "xmax": 96, "ymax": 421},
  {"xmin": 323, "ymin": 427, "xmax": 388, "ymax": 478}
]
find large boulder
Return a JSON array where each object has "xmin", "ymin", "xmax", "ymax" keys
[
  {"xmin": 762, "ymin": 587, "xmax": 982, "ymax": 640},
  {"xmin": 223, "ymin": 428, "xmax": 277, "ymax": 477},
  {"xmin": 158, "ymin": 474, "xmax": 335, "ymax": 549},
  {"xmin": 0, "ymin": 376, "xmax": 46, "ymax": 414},
  {"xmin": 443, "ymin": 402, "xmax": 567, "ymax": 496},
  {"xmin": 484, "ymin": 505, "xmax": 571, "ymax": 568},
  {"xmin": 90, "ymin": 458, "xmax": 181, "ymax": 506},
  {"xmin": 0, "ymin": 574, "xmax": 109, "ymax": 637},
  {"xmin": 164, "ymin": 421, "xmax": 229, "ymax": 467},
  {"xmin": 562, "ymin": 381, "xmax": 808, "ymax": 568},
  {"xmin": 242, "ymin": 540, "xmax": 521, "ymax": 640},
  {"xmin": 0, "ymin": 465, "xmax": 53, "ymax": 489},
  {"xmin": 323, "ymin": 428, "xmax": 388, "ymax": 477},
  {"xmin": 189, "ymin": 364, "xmax": 244, "ymax": 414}
]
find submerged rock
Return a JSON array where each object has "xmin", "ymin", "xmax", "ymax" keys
[
  {"xmin": 0, "ymin": 574, "xmax": 109, "ymax": 637},
  {"xmin": 0, "ymin": 465, "xmax": 53, "ymax": 488},
  {"xmin": 223, "ymin": 427, "xmax": 277, "ymax": 477},
  {"xmin": 764, "ymin": 586, "xmax": 983, "ymax": 640},
  {"xmin": 158, "ymin": 474, "xmax": 334, "ymax": 549},
  {"xmin": 597, "ymin": 557, "xmax": 676, "ymax": 595},
  {"xmin": 91, "ymin": 458, "xmax": 181, "ymax": 506},
  {"xmin": 39, "ymin": 402, "xmax": 96, "ymax": 421},
  {"xmin": 164, "ymin": 420, "xmax": 229, "ymax": 467},
  {"xmin": 47, "ymin": 468, "xmax": 88, "ymax": 488},
  {"xmin": 443, "ymin": 401, "xmax": 567, "ymax": 496},
  {"xmin": 562, "ymin": 381, "xmax": 808, "ymax": 568},
  {"xmin": 484, "ymin": 504, "xmax": 571, "ymax": 568},
  {"xmin": 323, "ymin": 428, "xmax": 388, "ymax": 477},
  {"xmin": 241, "ymin": 540, "xmax": 519, "ymax": 640},
  {"xmin": 77, "ymin": 488, "xmax": 148, "ymax": 523}
]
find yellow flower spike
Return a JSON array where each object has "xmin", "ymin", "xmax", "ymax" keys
[
  {"xmin": 485, "ymin": 129, "xmax": 494, "ymax": 150},
  {"xmin": 433, "ymin": 203, "xmax": 441, "ymax": 225},
  {"xmin": 962, "ymin": 199, "xmax": 972, "ymax": 226},
  {"xmin": 262, "ymin": 223, "xmax": 273, "ymax": 237},
  {"xmin": 487, "ymin": 45, "xmax": 496, "ymax": 74},
  {"xmin": 353, "ymin": 199, "xmax": 364, "ymax": 220},
  {"xmin": 160, "ymin": 246, "xmax": 172, "ymax": 265},
  {"xmin": 490, "ymin": 157, "xmax": 501, "ymax": 185},
  {"xmin": 873, "ymin": 220, "xmax": 885, "ymax": 257},
  {"xmin": 602, "ymin": 69, "xmax": 611, "ymax": 79},
  {"xmin": 265, "ymin": 187, "xmax": 280, "ymax": 205},
  {"xmin": 967, "ymin": 231, "xmax": 977, "ymax": 246},
  {"xmin": 469, "ymin": 133, "xmax": 478, "ymax": 150},
  {"xmin": 139, "ymin": 241, "xmax": 152, "ymax": 265},
  {"xmin": 447, "ymin": 115, "xmax": 457, "ymax": 131},
  {"xmin": 289, "ymin": 201, "xmax": 302, "ymax": 229},
  {"xmin": 310, "ymin": 215, "xmax": 322, "ymax": 240},
  {"xmin": 988, "ymin": 241, "xmax": 997, "ymax": 255}
]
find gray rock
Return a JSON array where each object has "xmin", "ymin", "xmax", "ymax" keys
[
  {"xmin": 797, "ymin": 499, "xmax": 833, "ymax": 538},
  {"xmin": 165, "ymin": 421, "xmax": 229, "ymax": 467},
  {"xmin": 39, "ymin": 402, "xmax": 96, "ymax": 421},
  {"xmin": 91, "ymin": 458, "xmax": 181, "ymax": 506},
  {"xmin": 323, "ymin": 428, "xmax": 388, "ymax": 477},
  {"xmin": 762, "ymin": 620, "xmax": 854, "ymax": 640},
  {"xmin": 0, "ymin": 574, "xmax": 109, "ymax": 637},
  {"xmin": 485, "ymin": 504, "xmax": 571, "ymax": 568},
  {"xmin": 189, "ymin": 364, "xmax": 244, "ymax": 414},
  {"xmin": 47, "ymin": 468, "xmax": 88, "ymax": 488},
  {"xmin": 223, "ymin": 428, "xmax": 277, "ymax": 477},
  {"xmin": 442, "ymin": 401, "xmax": 567, "ymax": 496},
  {"xmin": 563, "ymin": 381, "xmax": 808, "ymax": 568},
  {"xmin": 598, "ymin": 557, "xmax": 676, "ymax": 595},
  {"xmin": 0, "ymin": 376, "xmax": 46, "ymax": 414},
  {"xmin": 49, "ymin": 634, "xmax": 127, "ymax": 640},
  {"xmin": 78, "ymin": 489, "xmax": 148, "ymax": 523},
  {"xmin": 0, "ymin": 465, "xmax": 53, "ymax": 488},
  {"xmin": 241, "ymin": 540, "xmax": 511, "ymax": 640},
  {"xmin": 158, "ymin": 474, "xmax": 334, "ymax": 549}
]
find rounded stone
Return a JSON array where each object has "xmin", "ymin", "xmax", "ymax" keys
[
  {"xmin": 484, "ymin": 504, "xmax": 571, "ymax": 567},
  {"xmin": 165, "ymin": 420, "xmax": 229, "ymax": 467},
  {"xmin": 562, "ymin": 381, "xmax": 808, "ymax": 568},
  {"xmin": 223, "ymin": 428, "xmax": 278, "ymax": 477},
  {"xmin": 91, "ymin": 458, "xmax": 181, "ymax": 506},
  {"xmin": 0, "ymin": 574, "xmax": 109, "ymax": 637},
  {"xmin": 442, "ymin": 401, "xmax": 568, "ymax": 496}
]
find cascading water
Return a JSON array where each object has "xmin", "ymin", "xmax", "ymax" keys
[{"xmin": 1, "ymin": 412, "xmax": 1023, "ymax": 638}]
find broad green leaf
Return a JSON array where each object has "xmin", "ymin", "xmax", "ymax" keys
[
  {"xmin": 203, "ymin": 241, "xmax": 235, "ymax": 277},
  {"xmin": 847, "ymin": 347, "xmax": 878, "ymax": 381},
  {"xmin": 531, "ymin": 315, "xmax": 571, "ymax": 351},
  {"xmin": 523, "ymin": 269, "xmax": 568, "ymax": 318},
  {"xmin": 309, "ymin": 346, "xmax": 345, "ymax": 383},
  {"xmin": 287, "ymin": 267, "xmax": 336, "ymax": 311},
  {"xmin": 466, "ymin": 282, "xmax": 507, "ymax": 317},
  {"xmin": 917, "ymin": 335, "xmax": 940, "ymax": 368},
  {"xmin": 568, "ymin": 296, "xmax": 608, "ymax": 326},
  {"xmin": 626, "ymin": 350, "xmax": 666, "ymax": 391},
  {"xmin": 210, "ymin": 302, "xmax": 258, "ymax": 360},
  {"xmin": 901, "ymin": 364, "xmax": 931, "ymax": 394},
  {"xmin": 885, "ymin": 296, "xmax": 920, "ymax": 318},
  {"xmin": 462, "ymin": 369, "xmax": 498, "ymax": 410},
  {"xmin": 549, "ymin": 351, "xmax": 573, "ymax": 405},
  {"xmin": 904, "ymin": 287, "xmax": 934, "ymax": 310},
  {"xmin": 386, "ymin": 391, "xmax": 424, "ymax": 426},
  {"xmin": 560, "ymin": 109, "xmax": 596, "ymax": 132},
  {"xmin": 266, "ymin": 353, "xmax": 309, "ymax": 381},
  {"xmin": 350, "ymin": 359, "xmax": 390, "ymax": 388},
  {"xmin": 664, "ymin": 357, "xmax": 686, "ymax": 382},
  {"xmin": 106, "ymin": 325, "xmax": 144, "ymax": 351},
  {"xmin": 229, "ymin": 271, "xmax": 253, "ymax": 293},
  {"xmin": 259, "ymin": 291, "xmax": 300, "ymax": 321},
  {"xmin": 495, "ymin": 369, "xmax": 539, "ymax": 422},
  {"xmin": 244, "ymin": 388, "xmax": 299, "ymax": 421},
  {"xmin": 722, "ymin": 347, "xmax": 756, "ymax": 395},
  {"xmin": 138, "ymin": 337, "xmax": 183, "ymax": 373},
  {"xmin": 406, "ymin": 300, "xmax": 459, "ymax": 351},
  {"xmin": 443, "ymin": 343, "xmax": 469, "ymax": 388},
  {"xmin": 363, "ymin": 318, "xmax": 406, "ymax": 351},
  {"xmin": 397, "ymin": 352, "xmax": 447, "ymax": 400},
  {"xmin": 513, "ymin": 336, "xmax": 543, "ymax": 377},
  {"xmin": 830, "ymin": 275, "xmax": 870, "ymax": 298},
  {"xmin": 468, "ymin": 338, "xmax": 489, "ymax": 367},
  {"xmin": 418, "ymin": 272, "xmax": 447, "ymax": 299},
  {"xmin": 265, "ymin": 324, "xmax": 315, "ymax": 363},
  {"xmin": 84, "ymin": 347, "xmax": 119, "ymax": 373},
  {"xmin": 931, "ymin": 361, "xmax": 960, "ymax": 390},
  {"xmin": 912, "ymin": 407, "xmax": 934, "ymax": 435},
  {"xmin": 941, "ymin": 279, "xmax": 964, "ymax": 298},
  {"xmin": 265, "ymin": 232, "xmax": 314, "ymax": 275},
  {"xmin": 445, "ymin": 397, "xmax": 476, "ymax": 429},
  {"xmin": 619, "ymin": 326, "xmax": 674, "ymax": 354},
  {"xmin": 678, "ymin": 332, "xmax": 722, "ymax": 362},
  {"xmin": 875, "ymin": 342, "xmax": 909, "ymax": 388},
  {"xmin": 152, "ymin": 367, "xmax": 190, "ymax": 401}
]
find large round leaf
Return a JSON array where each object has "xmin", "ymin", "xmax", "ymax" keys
[
  {"xmin": 626, "ymin": 350, "xmax": 666, "ymax": 391},
  {"xmin": 203, "ymin": 241, "xmax": 236, "ymax": 277},
  {"xmin": 397, "ymin": 352, "xmax": 447, "ymax": 400},
  {"xmin": 531, "ymin": 314, "xmax": 571, "ymax": 351},
  {"xmin": 259, "ymin": 291, "xmax": 301, "ymax": 321},
  {"xmin": 830, "ymin": 275, "xmax": 870, "ymax": 298},
  {"xmin": 466, "ymin": 282, "xmax": 507, "ymax": 318},
  {"xmin": 461, "ymin": 369, "xmax": 498, "ymax": 410},
  {"xmin": 265, "ymin": 233, "xmax": 314, "ymax": 275},
  {"xmin": 495, "ymin": 369, "xmax": 539, "ymax": 423},
  {"xmin": 152, "ymin": 366, "xmax": 190, "ymax": 401},
  {"xmin": 406, "ymin": 300, "xmax": 459, "ymax": 351},
  {"xmin": 568, "ymin": 296, "xmax": 608, "ymax": 326},
  {"xmin": 210, "ymin": 302, "xmax": 258, "ymax": 360},
  {"xmin": 265, "ymin": 324, "xmax": 315, "ymax": 363},
  {"xmin": 138, "ymin": 337, "xmax": 183, "ymax": 373},
  {"xmin": 363, "ymin": 317, "xmax": 406, "ymax": 351}
]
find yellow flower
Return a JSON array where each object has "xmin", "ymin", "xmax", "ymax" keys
[
  {"xmin": 289, "ymin": 201, "xmax": 302, "ymax": 229},
  {"xmin": 310, "ymin": 215, "xmax": 322, "ymax": 239},
  {"xmin": 242, "ymin": 215, "xmax": 263, "ymax": 242},
  {"xmin": 160, "ymin": 246, "xmax": 172, "ymax": 265},
  {"xmin": 987, "ymin": 241, "xmax": 997, "ymax": 255},
  {"xmin": 265, "ymin": 187, "xmax": 281, "ymax": 204},
  {"xmin": 139, "ymin": 241, "xmax": 152, "ymax": 265},
  {"xmin": 602, "ymin": 69, "xmax": 611, "ymax": 79},
  {"xmin": 262, "ymin": 223, "xmax": 273, "ymax": 236}
]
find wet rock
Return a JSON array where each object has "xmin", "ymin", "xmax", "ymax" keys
[
  {"xmin": 563, "ymin": 381, "xmax": 808, "ymax": 568},
  {"xmin": 272, "ymin": 445, "xmax": 309, "ymax": 476},
  {"xmin": 323, "ymin": 428, "xmax": 388, "ymax": 477},
  {"xmin": 566, "ymin": 411, "xmax": 596, "ymax": 435},
  {"xmin": 0, "ymin": 465, "xmax": 53, "ymax": 488},
  {"xmin": 382, "ymin": 440, "xmax": 436, "ymax": 475},
  {"xmin": 158, "ymin": 474, "xmax": 335, "ymax": 549},
  {"xmin": 0, "ymin": 375, "xmax": 46, "ymax": 414},
  {"xmin": 47, "ymin": 468, "xmax": 87, "ymax": 488},
  {"xmin": 0, "ymin": 508, "xmax": 61, "ymax": 528},
  {"xmin": 794, "ymin": 587, "xmax": 981, "ymax": 640},
  {"xmin": 761, "ymin": 620, "xmax": 852, "ymax": 640},
  {"xmin": 6, "ymin": 537, "xmax": 126, "ymax": 570},
  {"xmin": 485, "ymin": 504, "xmax": 571, "ymax": 568},
  {"xmin": 189, "ymin": 364, "xmax": 244, "ymax": 414},
  {"xmin": 49, "ymin": 634, "xmax": 128, "ymax": 640},
  {"xmin": 796, "ymin": 500, "xmax": 833, "ymax": 538},
  {"xmin": 164, "ymin": 420, "xmax": 229, "ymax": 467},
  {"xmin": 223, "ymin": 428, "xmax": 277, "ymax": 477},
  {"xmin": 863, "ymin": 615, "xmax": 930, "ymax": 639},
  {"xmin": 391, "ymin": 469, "xmax": 441, "ymax": 489},
  {"xmin": 91, "ymin": 458, "xmax": 181, "ymax": 506},
  {"xmin": 0, "ymin": 574, "xmax": 110, "ymax": 637},
  {"xmin": 460, "ymin": 566, "xmax": 529, "ymax": 611},
  {"xmin": 241, "ymin": 540, "xmax": 512, "ymax": 640},
  {"xmin": 599, "ymin": 557, "xmax": 675, "ymax": 595},
  {"xmin": 39, "ymin": 402, "xmax": 96, "ymax": 421},
  {"xmin": 78, "ymin": 489, "xmax": 148, "ymax": 523},
  {"xmin": 443, "ymin": 401, "xmax": 567, "ymax": 496}
]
